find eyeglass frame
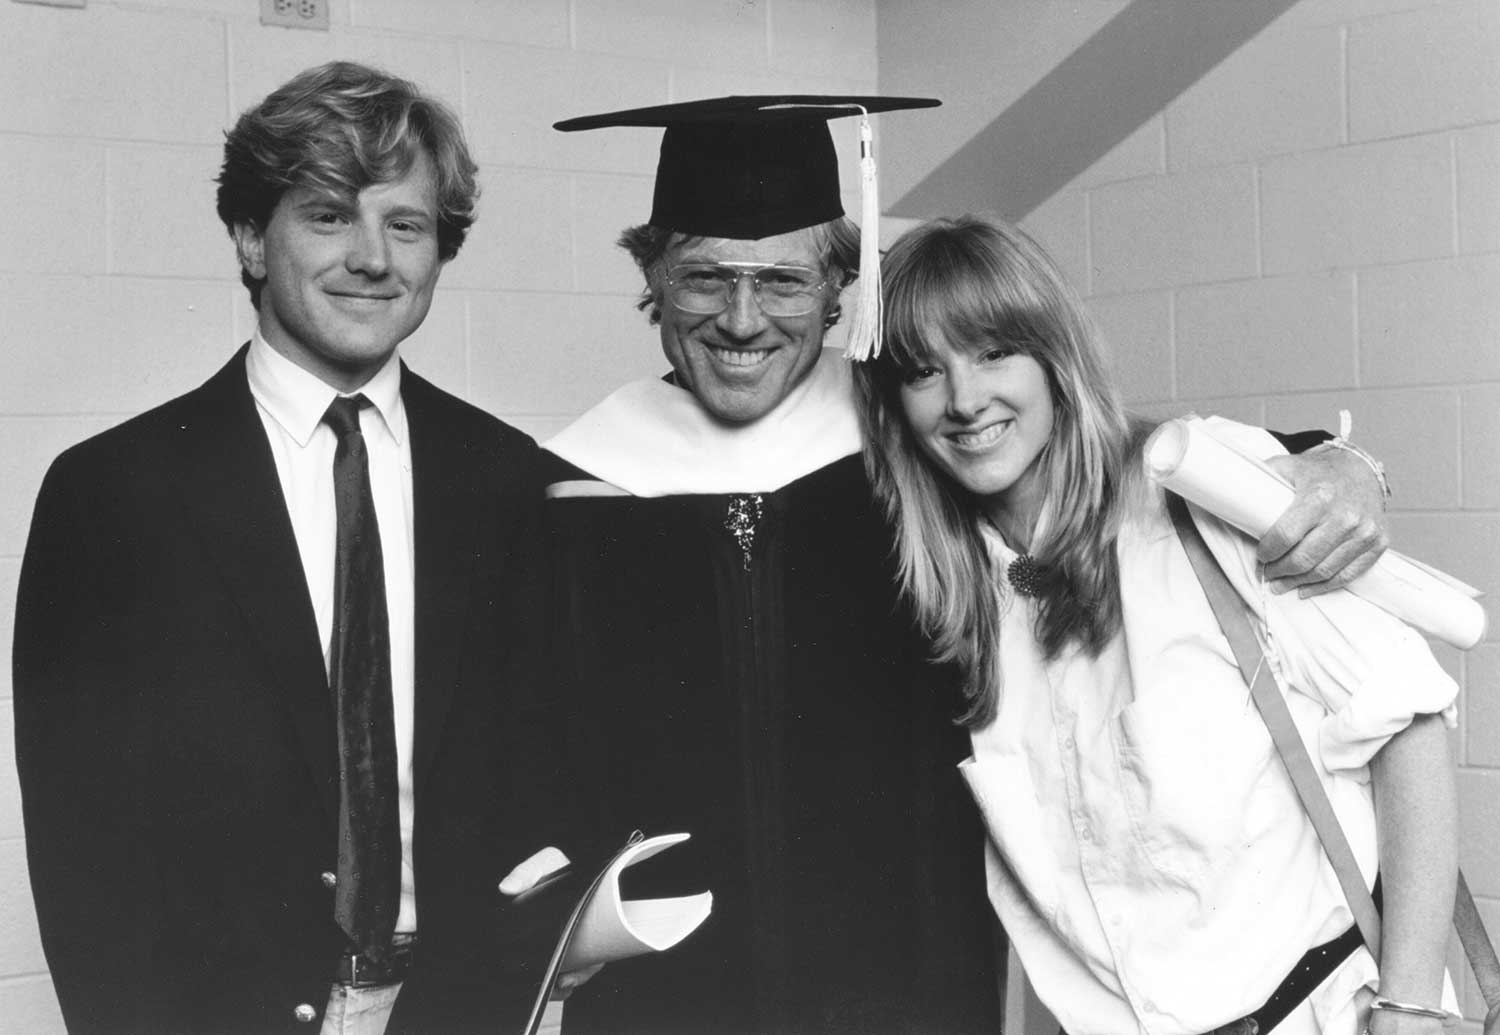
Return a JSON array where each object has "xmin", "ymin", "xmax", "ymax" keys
[{"xmin": 663, "ymin": 261, "xmax": 831, "ymax": 318}]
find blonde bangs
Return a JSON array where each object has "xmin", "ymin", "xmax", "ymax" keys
[
  {"xmin": 883, "ymin": 226, "xmax": 1057, "ymax": 368},
  {"xmin": 855, "ymin": 216, "xmax": 1142, "ymax": 726}
]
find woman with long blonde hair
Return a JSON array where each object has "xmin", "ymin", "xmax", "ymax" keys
[{"xmin": 853, "ymin": 215, "xmax": 1459, "ymax": 1035}]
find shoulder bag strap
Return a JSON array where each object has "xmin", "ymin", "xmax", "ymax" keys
[
  {"xmin": 1166, "ymin": 492, "xmax": 1500, "ymax": 1021},
  {"xmin": 1458, "ymin": 874, "xmax": 1500, "ymax": 1014},
  {"xmin": 1167, "ymin": 493, "xmax": 1382, "ymax": 954}
]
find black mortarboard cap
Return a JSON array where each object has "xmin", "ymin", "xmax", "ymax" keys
[
  {"xmin": 556, "ymin": 94, "xmax": 940, "ymax": 361},
  {"xmin": 553, "ymin": 94, "xmax": 940, "ymax": 240}
]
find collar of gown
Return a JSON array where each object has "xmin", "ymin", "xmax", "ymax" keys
[{"xmin": 544, "ymin": 348, "xmax": 862, "ymax": 497}]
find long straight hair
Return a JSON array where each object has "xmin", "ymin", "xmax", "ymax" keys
[{"xmin": 852, "ymin": 216, "xmax": 1143, "ymax": 727}]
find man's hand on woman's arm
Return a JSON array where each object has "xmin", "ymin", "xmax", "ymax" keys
[{"xmin": 1258, "ymin": 444, "xmax": 1390, "ymax": 596}]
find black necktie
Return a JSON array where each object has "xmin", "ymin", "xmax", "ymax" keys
[{"xmin": 322, "ymin": 395, "xmax": 400, "ymax": 961}]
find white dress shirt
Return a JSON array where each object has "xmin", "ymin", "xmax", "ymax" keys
[
  {"xmin": 246, "ymin": 333, "xmax": 418, "ymax": 935},
  {"xmin": 963, "ymin": 420, "xmax": 1458, "ymax": 1035}
]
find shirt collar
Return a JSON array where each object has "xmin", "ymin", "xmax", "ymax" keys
[
  {"xmin": 246, "ymin": 329, "xmax": 407, "ymax": 449},
  {"xmin": 543, "ymin": 348, "xmax": 862, "ymax": 496}
]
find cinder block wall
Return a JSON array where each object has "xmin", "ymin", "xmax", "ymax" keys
[
  {"xmin": 0, "ymin": 1, "xmax": 875, "ymax": 1029},
  {"xmin": 885, "ymin": 1, "xmax": 1499, "ymax": 1032},
  {"xmin": 1062, "ymin": 25, "xmax": 1500, "ymax": 1031},
  {"xmin": 8, "ymin": 0, "xmax": 1495, "ymax": 1030}
]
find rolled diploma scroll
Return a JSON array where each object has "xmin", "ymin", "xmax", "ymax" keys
[
  {"xmin": 1145, "ymin": 417, "xmax": 1487, "ymax": 650},
  {"xmin": 522, "ymin": 832, "xmax": 713, "ymax": 1035},
  {"xmin": 560, "ymin": 832, "xmax": 713, "ymax": 971}
]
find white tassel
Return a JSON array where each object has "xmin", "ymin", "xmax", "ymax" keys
[{"xmin": 843, "ymin": 111, "xmax": 883, "ymax": 361}]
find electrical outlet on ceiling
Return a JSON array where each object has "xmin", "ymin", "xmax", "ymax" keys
[{"xmin": 260, "ymin": 0, "xmax": 328, "ymax": 30}]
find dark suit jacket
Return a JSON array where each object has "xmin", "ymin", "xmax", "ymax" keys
[{"xmin": 13, "ymin": 349, "xmax": 565, "ymax": 1034}]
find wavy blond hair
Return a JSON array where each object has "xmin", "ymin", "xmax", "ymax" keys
[
  {"xmin": 216, "ymin": 61, "xmax": 479, "ymax": 307},
  {"xmin": 853, "ymin": 216, "xmax": 1145, "ymax": 726}
]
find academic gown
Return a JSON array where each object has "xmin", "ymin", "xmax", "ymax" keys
[{"xmin": 542, "ymin": 352, "xmax": 1002, "ymax": 1034}]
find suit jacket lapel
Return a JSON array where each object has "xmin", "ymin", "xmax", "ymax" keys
[
  {"xmin": 405, "ymin": 369, "xmax": 480, "ymax": 784},
  {"xmin": 173, "ymin": 348, "xmax": 339, "ymax": 821}
]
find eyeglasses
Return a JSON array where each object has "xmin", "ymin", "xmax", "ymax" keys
[{"xmin": 664, "ymin": 262, "xmax": 827, "ymax": 317}]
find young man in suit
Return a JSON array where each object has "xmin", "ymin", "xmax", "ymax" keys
[{"xmin": 14, "ymin": 62, "xmax": 562, "ymax": 1034}]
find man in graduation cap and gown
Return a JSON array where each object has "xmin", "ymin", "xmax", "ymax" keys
[{"xmin": 541, "ymin": 96, "xmax": 1392, "ymax": 1034}]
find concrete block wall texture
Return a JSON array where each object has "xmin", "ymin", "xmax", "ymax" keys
[
  {"xmin": 879, "ymin": 0, "xmax": 1496, "ymax": 1030},
  {"xmin": 5, "ymin": 0, "xmax": 1496, "ymax": 1029},
  {"xmin": 0, "ymin": 1, "xmax": 876, "ymax": 1029},
  {"xmin": 995, "ymin": 1, "xmax": 1499, "ymax": 1029}
]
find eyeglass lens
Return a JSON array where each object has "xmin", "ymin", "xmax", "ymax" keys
[{"xmin": 667, "ymin": 264, "xmax": 824, "ymax": 317}]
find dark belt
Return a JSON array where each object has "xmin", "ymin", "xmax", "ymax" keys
[
  {"xmin": 1060, "ymin": 888, "xmax": 1384, "ymax": 1035},
  {"xmin": 335, "ymin": 935, "xmax": 417, "ymax": 989},
  {"xmin": 1219, "ymin": 877, "xmax": 1383, "ymax": 1035}
]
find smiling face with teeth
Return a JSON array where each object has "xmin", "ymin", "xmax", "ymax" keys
[
  {"xmin": 656, "ymin": 229, "xmax": 836, "ymax": 424},
  {"xmin": 897, "ymin": 332, "xmax": 1056, "ymax": 536},
  {"xmin": 232, "ymin": 151, "xmax": 445, "ymax": 393}
]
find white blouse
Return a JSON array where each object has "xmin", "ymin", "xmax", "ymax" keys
[{"xmin": 963, "ymin": 420, "xmax": 1458, "ymax": 1035}]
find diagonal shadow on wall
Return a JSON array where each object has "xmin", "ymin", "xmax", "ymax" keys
[{"xmin": 888, "ymin": 0, "xmax": 1305, "ymax": 221}]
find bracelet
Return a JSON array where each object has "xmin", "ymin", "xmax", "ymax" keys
[
  {"xmin": 1311, "ymin": 410, "xmax": 1392, "ymax": 506},
  {"xmin": 1370, "ymin": 996, "xmax": 1450, "ymax": 1020}
]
